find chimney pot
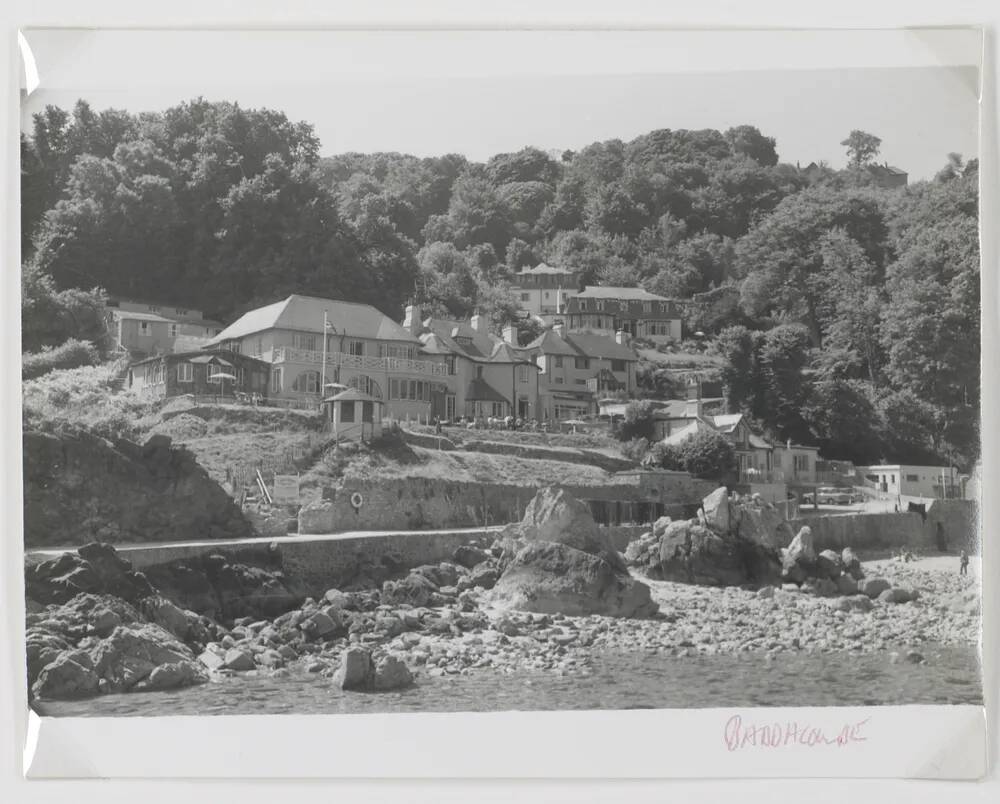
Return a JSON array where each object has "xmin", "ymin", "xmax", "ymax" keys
[{"xmin": 502, "ymin": 322, "xmax": 518, "ymax": 345}]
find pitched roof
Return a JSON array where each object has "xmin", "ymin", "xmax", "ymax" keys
[
  {"xmin": 206, "ymin": 295, "xmax": 419, "ymax": 346},
  {"xmin": 112, "ymin": 311, "xmax": 174, "ymax": 323},
  {"xmin": 661, "ymin": 420, "xmax": 712, "ymax": 446},
  {"xmin": 172, "ymin": 335, "xmax": 213, "ymax": 353},
  {"xmin": 709, "ymin": 413, "xmax": 744, "ymax": 433},
  {"xmin": 524, "ymin": 329, "xmax": 638, "ymax": 361},
  {"xmin": 325, "ymin": 388, "xmax": 383, "ymax": 404},
  {"xmin": 420, "ymin": 318, "xmax": 527, "ymax": 365},
  {"xmin": 465, "ymin": 377, "xmax": 509, "ymax": 403},
  {"xmin": 563, "ymin": 332, "xmax": 637, "ymax": 362},
  {"xmin": 574, "ymin": 286, "xmax": 670, "ymax": 301}
]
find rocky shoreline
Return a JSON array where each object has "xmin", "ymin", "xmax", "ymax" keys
[{"xmin": 24, "ymin": 488, "xmax": 981, "ymax": 703}]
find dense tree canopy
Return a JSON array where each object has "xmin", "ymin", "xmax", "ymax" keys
[{"xmin": 21, "ymin": 101, "xmax": 980, "ymax": 467}]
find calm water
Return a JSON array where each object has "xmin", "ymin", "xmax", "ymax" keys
[{"xmin": 34, "ymin": 644, "xmax": 982, "ymax": 717}]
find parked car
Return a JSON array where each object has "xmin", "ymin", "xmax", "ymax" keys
[{"xmin": 817, "ymin": 486, "xmax": 853, "ymax": 505}]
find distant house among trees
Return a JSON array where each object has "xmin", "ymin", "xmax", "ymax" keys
[{"xmin": 866, "ymin": 163, "xmax": 908, "ymax": 189}]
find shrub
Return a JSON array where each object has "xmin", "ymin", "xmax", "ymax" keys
[
  {"xmin": 617, "ymin": 400, "xmax": 657, "ymax": 442},
  {"xmin": 21, "ymin": 338, "xmax": 100, "ymax": 380},
  {"xmin": 620, "ymin": 437, "xmax": 651, "ymax": 463},
  {"xmin": 676, "ymin": 428, "xmax": 735, "ymax": 480},
  {"xmin": 647, "ymin": 441, "xmax": 684, "ymax": 471},
  {"xmin": 22, "ymin": 364, "xmax": 151, "ymax": 441}
]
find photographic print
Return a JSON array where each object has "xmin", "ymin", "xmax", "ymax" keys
[{"xmin": 18, "ymin": 28, "xmax": 983, "ymax": 728}]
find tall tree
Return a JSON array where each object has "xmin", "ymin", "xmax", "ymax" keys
[{"xmin": 840, "ymin": 130, "xmax": 882, "ymax": 167}]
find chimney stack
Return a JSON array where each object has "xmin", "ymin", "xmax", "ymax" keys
[
  {"xmin": 502, "ymin": 322, "xmax": 518, "ymax": 345},
  {"xmin": 615, "ymin": 329, "xmax": 629, "ymax": 345},
  {"xmin": 552, "ymin": 322, "xmax": 564, "ymax": 337},
  {"xmin": 470, "ymin": 313, "xmax": 483, "ymax": 332},
  {"xmin": 403, "ymin": 303, "xmax": 422, "ymax": 336}
]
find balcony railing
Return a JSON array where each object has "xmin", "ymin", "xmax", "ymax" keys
[
  {"xmin": 738, "ymin": 470, "xmax": 786, "ymax": 484},
  {"xmin": 272, "ymin": 347, "xmax": 449, "ymax": 377}
]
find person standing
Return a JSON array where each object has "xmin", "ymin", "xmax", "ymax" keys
[{"xmin": 959, "ymin": 550, "xmax": 969, "ymax": 576}]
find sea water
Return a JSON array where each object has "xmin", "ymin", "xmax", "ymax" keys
[{"xmin": 34, "ymin": 643, "xmax": 982, "ymax": 717}]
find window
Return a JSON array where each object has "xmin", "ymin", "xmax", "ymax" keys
[
  {"xmin": 236, "ymin": 367, "xmax": 246, "ymax": 386},
  {"xmin": 555, "ymin": 377, "xmax": 564, "ymax": 384},
  {"xmin": 906, "ymin": 474, "xmax": 919, "ymax": 482},
  {"xmin": 518, "ymin": 365, "xmax": 529, "ymax": 383},
  {"xmin": 148, "ymin": 305, "xmax": 160, "ymax": 312},
  {"xmin": 292, "ymin": 333, "xmax": 317, "ymax": 351},
  {"xmin": 446, "ymin": 355, "xmax": 457, "ymax": 375},
  {"xmin": 596, "ymin": 300, "xmax": 605, "ymax": 311},
  {"xmin": 292, "ymin": 371, "xmax": 319, "ymax": 393},
  {"xmin": 348, "ymin": 340, "xmax": 364, "ymax": 356},
  {"xmin": 491, "ymin": 402, "xmax": 505, "ymax": 418},
  {"xmin": 611, "ymin": 359, "xmax": 626, "ymax": 372},
  {"xmin": 169, "ymin": 323, "xmax": 178, "ymax": 338},
  {"xmin": 578, "ymin": 300, "xmax": 587, "ymax": 311},
  {"xmin": 476, "ymin": 366, "xmax": 484, "ymax": 378},
  {"xmin": 271, "ymin": 368, "xmax": 283, "ymax": 393},
  {"xmin": 891, "ymin": 474, "xmax": 896, "ymax": 484},
  {"xmin": 574, "ymin": 357, "xmax": 590, "ymax": 370},
  {"xmin": 520, "ymin": 293, "xmax": 531, "ymax": 302},
  {"xmin": 253, "ymin": 338, "xmax": 263, "ymax": 356},
  {"xmin": 642, "ymin": 302, "xmax": 652, "ymax": 313},
  {"xmin": 555, "ymin": 356, "xmax": 563, "ymax": 369},
  {"xmin": 349, "ymin": 375, "xmax": 383, "ymax": 399},
  {"xmin": 362, "ymin": 401, "xmax": 374, "ymax": 423},
  {"xmin": 207, "ymin": 367, "xmax": 221, "ymax": 384},
  {"xmin": 543, "ymin": 291, "xmax": 550, "ymax": 300},
  {"xmin": 175, "ymin": 308, "xmax": 188, "ymax": 316},
  {"xmin": 228, "ymin": 340, "xmax": 242, "ymax": 354},
  {"xmin": 139, "ymin": 321, "xmax": 149, "ymax": 334},
  {"xmin": 794, "ymin": 455, "xmax": 810, "ymax": 472},
  {"xmin": 341, "ymin": 401, "xmax": 356, "ymax": 423},
  {"xmin": 177, "ymin": 363, "xmax": 193, "ymax": 383},
  {"xmin": 574, "ymin": 379, "xmax": 587, "ymax": 385}
]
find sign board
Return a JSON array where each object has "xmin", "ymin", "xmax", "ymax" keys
[{"xmin": 272, "ymin": 474, "xmax": 300, "ymax": 503}]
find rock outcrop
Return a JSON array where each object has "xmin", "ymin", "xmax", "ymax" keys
[
  {"xmin": 489, "ymin": 487, "xmax": 657, "ymax": 618},
  {"xmin": 23, "ymin": 431, "xmax": 252, "ymax": 547},
  {"xmin": 625, "ymin": 488, "xmax": 784, "ymax": 588}
]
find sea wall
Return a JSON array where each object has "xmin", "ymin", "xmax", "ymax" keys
[
  {"xmin": 785, "ymin": 499, "xmax": 978, "ymax": 553},
  {"xmin": 298, "ymin": 472, "xmax": 717, "ymax": 534}
]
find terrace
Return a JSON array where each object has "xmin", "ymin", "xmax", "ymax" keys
[{"xmin": 271, "ymin": 347, "xmax": 449, "ymax": 377}]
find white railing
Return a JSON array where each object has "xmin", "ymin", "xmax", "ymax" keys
[
  {"xmin": 739, "ymin": 470, "xmax": 787, "ymax": 484},
  {"xmin": 272, "ymin": 347, "xmax": 449, "ymax": 377}
]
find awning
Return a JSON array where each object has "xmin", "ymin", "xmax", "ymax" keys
[
  {"xmin": 188, "ymin": 355, "xmax": 233, "ymax": 366},
  {"xmin": 466, "ymin": 377, "xmax": 509, "ymax": 403},
  {"xmin": 322, "ymin": 389, "xmax": 383, "ymax": 404}
]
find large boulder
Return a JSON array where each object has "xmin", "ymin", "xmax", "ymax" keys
[
  {"xmin": 516, "ymin": 487, "xmax": 625, "ymax": 571},
  {"xmin": 701, "ymin": 487, "xmax": 732, "ymax": 533},
  {"xmin": 490, "ymin": 542, "xmax": 657, "ymax": 618},
  {"xmin": 372, "ymin": 654, "xmax": 414, "ymax": 691},
  {"xmin": 333, "ymin": 647, "xmax": 372, "ymax": 691},
  {"xmin": 88, "ymin": 623, "xmax": 204, "ymax": 693},
  {"xmin": 31, "ymin": 651, "xmax": 100, "ymax": 700},
  {"xmin": 25, "ymin": 544, "xmax": 155, "ymax": 606},
  {"xmin": 489, "ymin": 488, "xmax": 653, "ymax": 617},
  {"xmin": 841, "ymin": 548, "xmax": 864, "ymax": 580},
  {"xmin": 658, "ymin": 520, "xmax": 781, "ymax": 588},
  {"xmin": 816, "ymin": 550, "xmax": 844, "ymax": 581},
  {"xmin": 858, "ymin": 577, "xmax": 892, "ymax": 599},
  {"xmin": 733, "ymin": 502, "xmax": 794, "ymax": 549}
]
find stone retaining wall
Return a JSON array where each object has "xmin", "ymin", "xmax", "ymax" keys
[
  {"xmin": 298, "ymin": 472, "xmax": 717, "ymax": 534},
  {"xmin": 786, "ymin": 499, "xmax": 978, "ymax": 553}
]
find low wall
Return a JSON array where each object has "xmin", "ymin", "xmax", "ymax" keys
[
  {"xmin": 785, "ymin": 499, "xmax": 978, "ymax": 554},
  {"xmin": 299, "ymin": 472, "xmax": 717, "ymax": 534},
  {"xmin": 459, "ymin": 440, "xmax": 635, "ymax": 473}
]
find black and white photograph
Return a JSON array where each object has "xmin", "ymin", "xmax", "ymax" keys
[{"xmin": 15, "ymin": 25, "xmax": 984, "ymax": 734}]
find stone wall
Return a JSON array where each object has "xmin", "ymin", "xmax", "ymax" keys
[
  {"xmin": 459, "ymin": 440, "xmax": 635, "ymax": 473},
  {"xmin": 785, "ymin": 499, "xmax": 978, "ymax": 554},
  {"xmin": 23, "ymin": 431, "xmax": 252, "ymax": 547},
  {"xmin": 298, "ymin": 471, "xmax": 718, "ymax": 534}
]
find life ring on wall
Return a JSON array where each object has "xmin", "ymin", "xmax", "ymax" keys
[{"xmin": 350, "ymin": 491, "xmax": 364, "ymax": 509}]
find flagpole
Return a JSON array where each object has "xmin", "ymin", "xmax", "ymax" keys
[{"xmin": 321, "ymin": 310, "xmax": 328, "ymax": 398}]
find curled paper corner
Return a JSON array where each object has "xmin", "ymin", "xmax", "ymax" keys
[
  {"xmin": 22, "ymin": 709, "xmax": 41, "ymax": 778},
  {"xmin": 18, "ymin": 30, "xmax": 40, "ymax": 96}
]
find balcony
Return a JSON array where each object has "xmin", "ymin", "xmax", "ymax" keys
[
  {"xmin": 272, "ymin": 347, "xmax": 449, "ymax": 377},
  {"xmin": 738, "ymin": 469, "xmax": 786, "ymax": 484}
]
